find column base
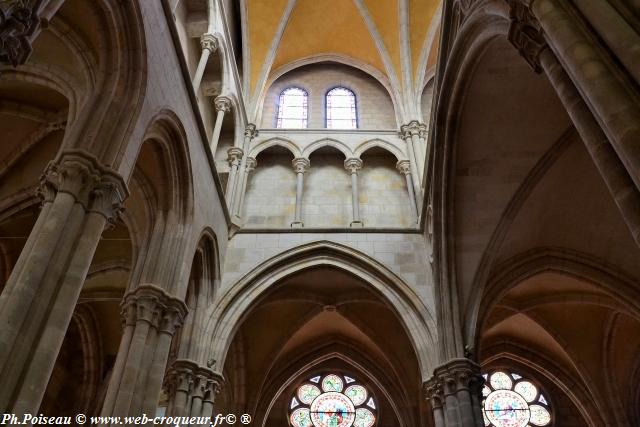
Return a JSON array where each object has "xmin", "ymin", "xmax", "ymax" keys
[
  {"xmin": 291, "ymin": 221, "xmax": 304, "ymax": 228},
  {"xmin": 350, "ymin": 220, "xmax": 364, "ymax": 228}
]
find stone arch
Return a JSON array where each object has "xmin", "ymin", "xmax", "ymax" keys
[
  {"xmin": 354, "ymin": 138, "xmax": 407, "ymax": 161},
  {"xmin": 202, "ymin": 241, "xmax": 437, "ymax": 381},
  {"xmin": 470, "ymin": 247, "xmax": 640, "ymax": 347},
  {"xmin": 481, "ymin": 345, "xmax": 602, "ymax": 426},
  {"xmin": 260, "ymin": 54, "xmax": 403, "ymax": 125},
  {"xmin": 254, "ymin": 343, "xmax": 415, "ymax": 427},
  {"xmin": 302, "ymin": 138, "xmax": 353, "ymax": 159},
  {"xmin": 128, "ymin": 109, "xmax": 194, "ymax": 294},
  {"xmin": 250, "ymin": 137, "xmax": 302, "ymax": 159}
]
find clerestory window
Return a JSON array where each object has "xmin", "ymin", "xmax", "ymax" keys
[
  {"xmin": 277, "ymin": 87, "xmax": 308, "ymax": 129},
  {"xmin": 326, "ymin": 87, "xmax": 357, "ymax": 129}
]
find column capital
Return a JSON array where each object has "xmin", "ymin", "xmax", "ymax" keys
[
  {"xmin": 37, "ymin": 150, "xmax": 129, "ymax": 219},
  {"xmin": 0, "ymin": 0, "xmax": 41, "ymax": 66},
  {"xmin": 227, "ymin": 147, "xmax": 244, "ymax": 166},
  {"xmin": 419, "ymin": 123, "xmax": 428, "ymax": 139},
  {"xmin": 400, "ymin": 120, "xmax": 422, "ymax": 139},
  {"xmin": 199, "ymin": 33, "xmax": 218, "ymax": 52},
  {"xmin": 344, "ymin": 158, "xmax": 363, "ymax": 174},
  {"xmin": 423, "ymin": 376, "xmax": 445, "ymax": 409},
  {"xmin": 121, "ymin": 284, "xmax": 188, "ymax": 333},
  {"xmin": 244, "ymin": 123, "xmax": 259, "ymax": 139},
  {"xmin": 396, "ymin": 159, "xmax": 411, "ymax": 175},
  {"xmin": 245, "ymin": 157, "xmax": 257, "ymax": 172},
  {"xmin": 214, "ymin": 95, "xmax": 232, "ymax": 113},
  {"xmin": 431, "ymin": 358, "xmax": 484, "ymax": 396},
  {"xmin": 507, "ymin": 0, "xmax": 547, "ymax": 73},
  {"xmin": 292, "ymin": 157, "xmax": 310, "ymax": 174}
]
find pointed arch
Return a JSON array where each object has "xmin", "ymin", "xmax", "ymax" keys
[
  {"xmin": 355, "ymin": 138, "xmax": 407, "ymax": 161},
  {"xmin": 201, "ymin": 241, "xmax": 437, "ymax": 381},
  {"xmin": 302, "ymin": 138, "xmax": 353, "ymax": 159},
  {"xmin": 250, "ymin": 137, "xmax": 301, "ymax": 159}
]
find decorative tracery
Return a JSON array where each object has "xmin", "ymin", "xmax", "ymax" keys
[
  {"xmin": 289, "ymin": 373, "xmax": 376, "ymax": 427},
  {"xmin": 482, "ymin": 371, "xmax": 552, "ymax": 427}
]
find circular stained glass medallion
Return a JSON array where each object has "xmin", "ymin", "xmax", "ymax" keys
[
  {"xmin": 310, "ymin": 392, "xmax": 355, "ymax": 427},
  {"xmin": 291, "ymin": 408, "xmax": 312, "ymax": 427},
  {"xmin": 353, "ymin": 408, "xmax": 375, "ymax": 427},
  {"xmin": 322, "ymin": 374, "xmax": 344, "ymax": 392},
  {"xmin": 484, "ymin": 389, "xmax": 529, "ymax": 427},
  {"xmin": 289, "ymin": 374, "xmax": 376, "ymax": 427},
  {"xmin": 344, "ymin": 385, "xmax": 367, "ymax": 405},
  {"xmin": 298, "ymin": 384, "xmax": 322, "ymax": 405},
  {"xmin": 482, "ymin": 371, "xmax": 551, "ymax": 427}
]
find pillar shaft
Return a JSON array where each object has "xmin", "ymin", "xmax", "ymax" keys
[
  {"xmin": 210, "ymin": 96, "xmax": 231, "ymax": 155},
  {"xmin": 530, "ymin": 0, "xmax": 640, "ymax": 190},
  {"xmin": 192, "ymin": 34, "xmax": 218, "ymax": 93},
  {"xmin": 401, "ymin": 122, "xmax": 424, "ymax": 205},
  {"xmin": 424, "ymin": 358, "xmax": 484, "ymax": 427},
  {"xmin": 344, "ymin": 158, "xmax": 364, "ymax": 227},
  {"xmin": 291, "ymin": 158, "xmax": 310, "ymax": 227},
  {"xmin": 102, "ymin": 285, "xmax": 186, "ymax": 419},
  {"xmin": 225, "ymin": 147, "xmax": 243, "ymax": 210},
  {"xmin": 232, "ymin": 125, "xmax": 258, "ymax": 218},
  {"xmin": 0, "ymin": 151, "xmax": 126, "ymax": 415},
  {"xmin": 539, "ymin": 49, "xmax": 640, "ymax": 246},
  {"xmin": 397, "ymin": 160, "xmax": 419, "ymax": 222},
  {"xmin": 236, "ymin": 157, "xmax": 256, "ymax": 218}
]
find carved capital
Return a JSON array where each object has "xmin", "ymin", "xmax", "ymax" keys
[
  {"xmin": 121, "ymin": 284, "xmax": 188, "ymax": 333},
  {"xmin": 37, "ymin": 151, "xmax": 103, "ymax": 208},
  {"xmin": 88, "ymin": 171, "xmax": 128, "ymax": 227},
  {"xmin": 292, "ymin": 157, "xmax": 310, "ymax": 174},
  {"xmin": 202, "ymin": 371, "xmax": 225, "ymax": 402},
  {"xmin": 433, "ymin": 358, "xmax": 484, "ymax": 396},
  {"xmin": 419, "ymin": 123, "xmax": 428, "ymax": 139},
  {"xmin": 344, "ymin": 158, "xmax": 363, "ymax": 174},
  {"xmin": 245, "ymin": 157, "xmax": 257, "ymax": 173},
  {"xmin": 400, "ymin": 121, "xmax": 422, "ymax": 139},
  {"xmin": 396, "ymin": 159, "xmax": 411, "ymax": 175},
  {"xmin": 214, "ymin": 95, "xmax": 232, "ymax": 113},
  {"xmin": 227, "ymin": 147, "xmax": 244, "ymax": 166},
  {"xmin": 199, "ymin": 33, "xmax": 218, "ymax": 52},
  {"xmin": 0, "ymin": 0, "xmax": 42, "ymax": 67},
  {"xmin": 244, "ymin": 123, "xmax": 258, "ymax": 140},
  {"xmin": 507, "ymin": 0, "xmax": 547, "ymax": 73},
  {"xmin": 424, "ymin": 377, "xmax": 444, "ymax": 409}
]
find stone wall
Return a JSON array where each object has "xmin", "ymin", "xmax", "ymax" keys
[{"xmin": 221, "ymin": 232, "xmax": 434, "ymax": 309}]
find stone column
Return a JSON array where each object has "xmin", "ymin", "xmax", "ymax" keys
[
  {"xmin": 210, "ymin": 96, "xmax": 231, "ymax": 155},
  {"xmin": 424, "ymin": 358, "xmax": 484, "ymax": 427},
  {"xmin": 225, "ymin": 147, "xmax": 243, "ymax": 210},
  {"xmin": 0, "ymin": 150, "xmax": 127, "ymax": 415},
  {"xmin": 101, "ymin": 285, "xmax": 187, "ymax": 419},
  {"xmin": 232, "ymin": 124, "xmax": 259, "ymax": 218},
  {"xmin": 236, "ymin": 156, "xmax": 257, "ymax": 219},
  {"xmin": 192, "ymin": 34, "xmax": 218, "ymax": 94},
  {"xmin": 400, "ymin": 124, "xmax": 423, "ymax": 204},
  {"xmin": 291, "ymin": 158, "xmax": 310, "ymax": 228},
  {"xmin": 396, "ymin": 160, "xmax": 419, "ymax": 222},
  {"xmin": 344, "ymin": 158, "xmax": 364, "ymax": 228},
  {"xmin": 507, "ymin": 2, "xmax": 640, "ymax": 247},
  {"xmin": 164, "ymin": 360, "xmax": 224, "ymax": 418},
  {"xmin": 419, "ymin": 123, "xmax": 428, "ymax": 167},
  {"xmin": 527, "ymin": 0, "xmax": 640, "ymax": 190}
]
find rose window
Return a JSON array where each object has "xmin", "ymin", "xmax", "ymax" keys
[
  {"xmin": 482, "ymin": 371, "xmax": 552, "ymax": 427},
  {"xmin": 289, "ymin": 373, "xmax": 376, "ymax": 427}
]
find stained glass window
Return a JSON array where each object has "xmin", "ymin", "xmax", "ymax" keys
[
  {"xmin": 289, "ymin": 373, "xmax": 376, "ymax": 427},
  {"xmin": 482, "ymin": 371, "xmax": 552, "ymax": 427},
  {"xmin": 277, "ymin": 87, "xmax": 308, "ymax": 128},
  {"xmin": 326, "ymin": 87, "xmax": 357, "ymax": 129}
]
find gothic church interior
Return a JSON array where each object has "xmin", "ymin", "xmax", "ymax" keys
[{"xmin": 0, "ymin": 0, "xmax": 639, "ymax": 426}]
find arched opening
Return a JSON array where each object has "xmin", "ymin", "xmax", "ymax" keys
[{"xmin": 205, "ymin": 242, "xmax": 437, "ymax": 427}]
